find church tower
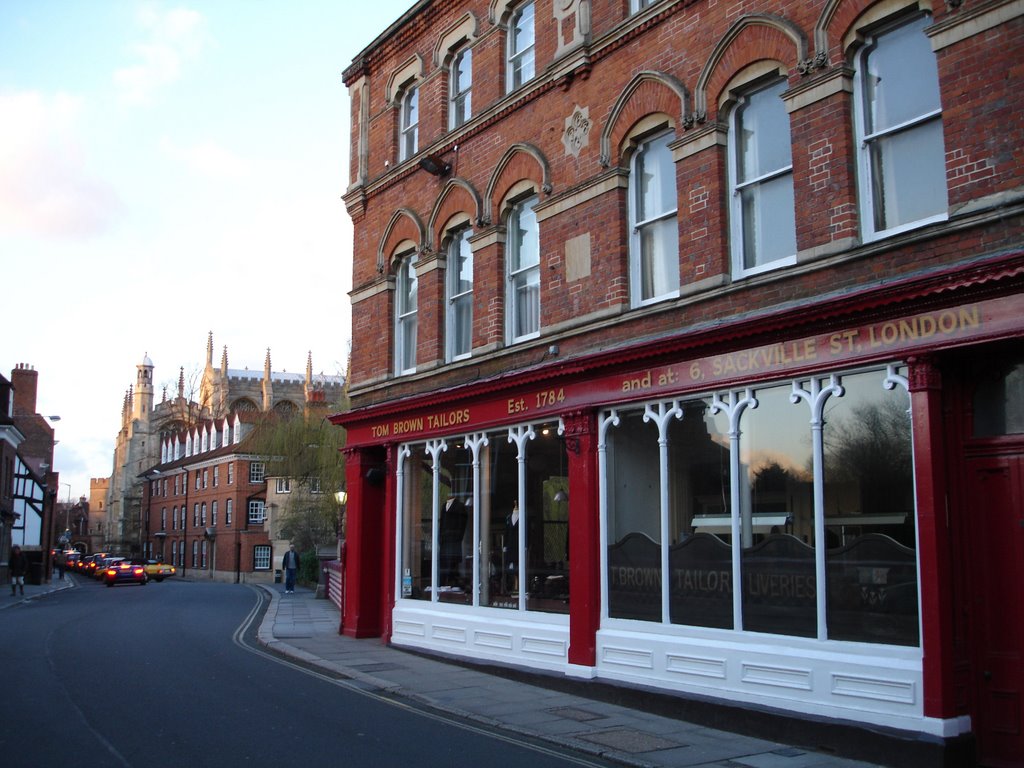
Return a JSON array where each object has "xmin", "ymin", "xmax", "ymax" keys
[{"xmin": 133, "ymin": 353, "xmax": 154, "ymax": 425}]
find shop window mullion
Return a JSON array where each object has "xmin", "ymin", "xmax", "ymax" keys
[
  {"xmin": 508, "ymin": 425, "xmax": 535, "ymax": 612},
  {"xmin": 426, "ymin": 439, "xmax": 449, "ymax": 604},
  {"xmin": 643, "ymin": 400, "xmax": 683, "ymax": 624}
]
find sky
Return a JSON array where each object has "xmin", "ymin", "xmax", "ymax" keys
[{"xmin": 1, "ymin": 0, "xmax": 412, "ymax": 502}]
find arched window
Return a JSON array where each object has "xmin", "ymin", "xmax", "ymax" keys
[
  {"xmin": 506, "ymin": 196, "xmax": 540, "ymax": 343},
  {"xmin": 507, "ymin": 2, "xmax": 535, "ymax": 92},
  {"xmin": 854, "ymin": 13, "xmax": 947, "ymax": 240},
  {"xmin": 729, "ymin": 77, "xmax": 796, "ymax": 277},
  {"xmin": 395, "ymin": 251, "xmax": 419, "ymax": 374},
  {"xmin": 399, "ymin": 85, "xmax": 419, "ymax": 161},
  {"xmin": 629, "ymin": 131, "xmax": 679, "ymax": 306},
  {"xmin": 450, "ymin": 47, "xmax": 472, "ymax": 129},
  {"xmin": 446, "ymin": 228, "xmax": 474, "ymax": 361}
]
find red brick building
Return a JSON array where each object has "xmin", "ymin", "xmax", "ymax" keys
[
  {"xmin": 334, "ymin": 1, "xmax": 1023, "ymax": 764},
  {"xmin": 141, "ymin": 413, "xmax": 277, "ymax": 582}
]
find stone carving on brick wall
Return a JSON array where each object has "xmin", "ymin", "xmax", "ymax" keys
[
  {"xmin": 553, "ymin": 0, "xmax": 591, "ymax": 58},
  {"xmin": 562, "ymin": 104, "xmax": 592, "ymax": 158}
]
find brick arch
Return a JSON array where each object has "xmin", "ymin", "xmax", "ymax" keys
[
  {"xmin": 600, "ymin": 71, "xmax": 688, "ymax": 167},
  {"xmin": 817, "ymin": 0, "xmax": 932, "ymax": 63},
  {"xmin": 428, "ymin": 177, "xmax": 483, "ymax": 249},
  {"xmin": 695, "ymin": 15, "xmax": 807, "ymax": 119},
  {"xmin": 484, "ymin": 143, "xmax": 551, "ymax": 224},
  {"xmin": 377, "ymin": 208, "xmax": 425, "ymax": 273}
]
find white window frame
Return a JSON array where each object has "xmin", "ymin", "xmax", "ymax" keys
[
  {"xmin": 276, "ymin": 477, "xmax": 291, "ymax": 494},
  {"xmin": 161, "ymin": 507, "xmax": 166, "ymax": 531},
  {"xmin": 395, "ymin": 251, "xmax": 419, "ymax": 375},
  {"xmin": 507, "ymin": 2, "xmax": 535, "ymax": 92},
  {"xmin": 729, "ymin": 77, "xmax": 797, "ymax": 278},
  {"xmin": 225, "ymin": 498, "xmax": 233, "ymax": 526},
  {"xmin": 254, "ymin": 545, "xmax": 272, "ymax": 570},
  {"xmin": 211, "ymin": 500, "xmax": 218, "ymax": 527},
  {"xmin": 629, "ymin": 130, "xmax": 679, "ymax": 307},
  {"xmin": 450, "ymin": 46, "xmax": 472, "ymax": 129},
  {"xmin": 248, "ymin": 499, "xmax": 266, "ymax": 524},
  {"xmin": 249, "ymin": 461, "xmax": 265, "ymax": 484},
  {"xmin": 853, "ymin": 12, "xmax": 947, "ymax": 242},
  {"xmin": 446, "ymin": 228, "xmax": 474, "ymax": 361},
  {"xmin": 506, "ymin": 195, "xmax": 540, "ymax": 344},
  {"xmin": 399, "ymin": 85, "xmax": 419, "ymax": 162}
]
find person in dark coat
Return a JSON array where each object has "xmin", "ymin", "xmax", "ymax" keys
[
  {"xmin": 9, "ymin": 545, "xmax": 27, "ymax": 596},
  {"xmin": 281, "ymin": 544, "xmax": 300, "ymax": 594}
]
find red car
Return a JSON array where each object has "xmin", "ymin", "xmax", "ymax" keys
[{"xmin": 104, "ymin": 560, "xmax": 147, "ymax": 587}]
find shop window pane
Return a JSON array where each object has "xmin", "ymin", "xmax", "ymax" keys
[
  {"xmin": 525, "ymin": 426, "xmax": 569, "ymax": 614},
  {"xmin": 400, "ymin": 444, "xmax": 432, "ymax": 600},
  {"xmin": 478, "ymin": 432, "xmax": 520, "ymax": 609},
  {"xmin": 437, "ymin": 442, "xmax": 473, "ymax": 605},
  {"xmin": 974, "ymin": 355, "xmax": 1024, "ymax": 437},
  {"xmin": 606, "ymin": 409, "xmax": 663, "ymax": 622},
  {"xmin": 740, "ymin": 384, "xmax": 816, "ymax": 637},
  {"xmin": 823, "ymin": 369, "xmax": 918, "ymax": 645},
  {"xmin": 667, "ymin": 400, "xmax": 733, "ymax": 629}
]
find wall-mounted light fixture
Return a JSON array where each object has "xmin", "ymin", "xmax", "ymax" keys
[{"xmin": 418, "ymin": 154, "xmax": 451, "ymax": 176}]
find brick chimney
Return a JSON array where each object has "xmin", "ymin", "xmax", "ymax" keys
[{"xmin": 11, "ymin": 363, "xmax": 38, "ymax": 416}]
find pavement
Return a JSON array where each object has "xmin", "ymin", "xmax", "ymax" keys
[
  {"xmin": 6, "ymin": 574, "xmax": 885, "ymax": 768},
  {"xmin": 256, "ymin": 585, "xmax": 887, "ymax": 768}
]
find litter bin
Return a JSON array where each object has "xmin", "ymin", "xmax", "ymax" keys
[
  {"xmin": 274, "ymin": 569, "xmax": 282, "ymax": 584},
  {"xmin": 28, "ymin": 562, "xmax": 43, "ymax": 585}
]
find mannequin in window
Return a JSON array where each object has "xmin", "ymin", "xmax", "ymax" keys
[{"xmin": 439, "ymin": 495, "xmax": 468, "ymax": 586}]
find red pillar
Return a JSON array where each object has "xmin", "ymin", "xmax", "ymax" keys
[
  {"xmin": 342, "ymin": 446, "xmax": 388, "ymax": 638},
  {"xmin": 563, "ymin": 409, "xmax": 599, "ymax": 668},
  {"xmin": 909, "ymin": 356, "xmax": 956, "ymax": 719}
]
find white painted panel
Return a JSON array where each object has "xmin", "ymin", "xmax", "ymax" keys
[
  {"xmin": 832, "ymin": 673, "xmax": 916, "ymax": 704},
  {"xmin": 393, "ymin": 619, "xmax": 426, "ymax": 637},
  {"xmin": 666, "ymin": 653, "xmax": 727, "ymax": 679},
  {"xmin": 602, "ymin": 645, "xmax": 655, "ymax": 669},
  {"xmin": 741, "ymin": 663, "xmax": 813, "ymax": 691},
  {"xmin": 432, "ymin": 623, "xmax": 468, "ymax": 644},
  {"xmin": 475, "ymin": 630, "xmax": 514, "ymax": 650},
  {"xmin": 522, "ymin": 635, "xmax": 566, "ymax": 657}
]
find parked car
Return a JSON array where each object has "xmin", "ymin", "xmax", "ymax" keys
[
  {"xmin": 103, "ymin": 560, "xmax": 147, "ymax": 587},
  {"xmin": 141, "ymin": 559, "xmax": 176, "ymax": 582},
  {"xmin": 94, "ymin": 556, "xmax": 125, "ymax": 579}
]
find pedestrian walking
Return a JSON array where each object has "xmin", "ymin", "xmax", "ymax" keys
[
  {"xmin": 281, "ymin": 544, "xmax": 300, "ymax": 594},
  {"xmin": 9, "ymin": 545, "xmax": 27, "ymax": 597}
]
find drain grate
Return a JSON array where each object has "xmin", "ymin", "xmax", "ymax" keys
[{"xmin": 578, "ymin": 728, "xmax": 685, "ymax": 754}]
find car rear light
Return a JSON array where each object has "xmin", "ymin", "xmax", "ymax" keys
[
  {"xmin": 106, "ymin": 569, "xmax": 116, "ymax": 576},
  {"xmin": 133, "ymin": 568, "xmax": 143, "ymax": 575}
]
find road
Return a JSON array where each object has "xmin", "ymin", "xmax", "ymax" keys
[{"xmin": 0, "ymin": 578, "xmax": 616, "ymax": 768}]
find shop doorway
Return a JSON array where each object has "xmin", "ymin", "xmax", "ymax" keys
[
  {"xmin": 959, "ymin": 347, "xmax": 1024, "ymax": 766},
  {"xmin": 966, "ymin": 454, "xmax": 1023, "ymax": 766}
]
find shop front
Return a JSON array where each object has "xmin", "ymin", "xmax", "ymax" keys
[{"xmin": 336, "ymin": 282, "xmax": 1022, "ymax": 751}]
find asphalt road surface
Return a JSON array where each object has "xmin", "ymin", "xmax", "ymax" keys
[{"xmin": 0, "ymin": 578, "xmax": 617, "ymax": 768}]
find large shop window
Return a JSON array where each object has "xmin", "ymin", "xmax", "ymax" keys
[
  {"xmin": 855, "ymin": 13, "xmax": 947, "ymax": 239},
  {"xmin": 398, "ymin": 422, "xmax": 569, "ymax": 613},
  {"xmin": 604, "ymin": 364, "xmax": 918, "ymax": 646}
]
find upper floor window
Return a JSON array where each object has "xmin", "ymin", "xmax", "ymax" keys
[
  {"xmin": 629, "ymin": 131, "xmax": 679, "ymax": 306},
  {"xmin": 730, "ymin": 78, "xmax": 797, "ymax": 277},
  {"xmin": 160, "ymin": 508, "xmax": 166, "ymax": 531},
  {"xmin": 248, "ymin": 499, "xmax": 266, "ymax": 524},
  {"xmin": 446, "ymin": 228, "xmax": 474, "ymax": 361},
  {"xmin": 276, "ymin": 478, "xmax": 291, "ymax": 494},
  {"xmin": 506, "ymin": 196, "xmax": 540, "ymax": 343},
  {"xmin": 396, "ymin": 252, "xmax": 419, "ymax": 375},
  {"xmin": 213, "ymin": 466, "xmax": 219, "ymax": 487},
  {"xmin": 227, "ymin": 462, "xmax": 234, "ymax": 484},
  {"xmin": 249, "ymin": 461, "xmax": 266, "ymax": 484},
  {"xmin": 399, "ymin": 85, "xmax": 419, "ymax": 161},
  {"xmin": 630, "ymin": 0, "xmax": 657, "ymax": 12},
  {"xmin": 854, "ymin": 13, "xmax": 947, "ymax": 240},
  {"xmin": 225, "ymin": 497, "xmax": 233, "ymax": 526},
  {"xmin": 450, "ymin": 47, "xmax": 472, "ymax": 129},
  {"xmin": 507, "ymin": 2, "xmax": 535, "ymax": 92}
]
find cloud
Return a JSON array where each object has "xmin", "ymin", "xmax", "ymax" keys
[
  {"xmin": 158, "ymin": 137, "xmax": 251, "ymax": 180},
  {"xmin": 0, "ymin": 90, "xmax": 123, "ymax": 238},
  {"xmin": 114, "ymin": 4, "xmax": 206, "ymax": 104}
]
